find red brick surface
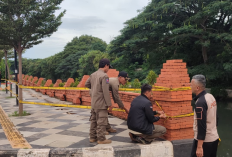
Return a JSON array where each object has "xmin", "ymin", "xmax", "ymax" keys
[
  {"xmin": 107, "ymin": 69, "xmax": 119, "ymax": 78},
  {"xmin": 152, "ymin": 59, "xmax": 194, "ymax": 141},
  {"xmin": 35, "ymin": 78, "xmax": 44, "ymax": 92},
  {"xmin": 77, "ymin": 75, "xmax": 90, "ymax": 87}
]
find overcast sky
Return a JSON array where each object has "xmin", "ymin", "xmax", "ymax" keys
[{"xmin": 22, "ymin": 0, "xmax": 149, "ymax": 59}]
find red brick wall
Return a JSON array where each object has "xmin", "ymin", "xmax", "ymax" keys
[{"xmin": 152, "ymin": 59, "xmax": 194, "ymax": 141}]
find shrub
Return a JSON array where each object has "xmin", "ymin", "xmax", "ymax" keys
[
  {"xmin": 34, "ymin": 80, "xmax": 38, "ymax": 84},
  {"xmin": 120, "ymin": 81, "xmax": 131, "ymax": 88},
  {"xmin": 31, "ymin": 78, "xmax": 33, "ymax": 81},
  {"xmin": 49, "ymin": 83, "xmax": 54, "ymax": 87},
  {"xmin": 59, "ymin": 82, "xmax": 65, "ymax": 87},
  {"xmin": 131, "ymin": 79, "xmax": 141, "ymax": 88},
  {"xmin": 146, "ymin": 70, "xmax": 158, "ymax": 86},
  {"xmin": 41, "ymin": 80, "xmax": 46, "ymax": 87},
  {"xmin": 70, "ymin": 78, "xmax": 79, "ymax": 87}
]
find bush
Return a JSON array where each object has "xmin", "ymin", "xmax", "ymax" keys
[
  {"xmin": 34, "ymin": 80, "xmax": 38, "ymax": 84},
  {"xmin": 210, "ymin": 87, "xmax": 228, "ymax": 100},
  {"xmin": 41, "ymin": 80, "xmax": 46, "ymax": 87},
  {"xmin": 31, "ymin": 78, "xmax": 33, "ymax": 81},
  {"xmin": 70, "ymin": 78, "xmax": 79, "ymax": 87},
  {"xmin": 59, "ymin": 82, "xmax": 65, "ymax": 87},
  {"xmin": 120, "ymin": 81, "xmax": 131, "ymax": 88},
  {"xmin": 146, "ymin": 70, "xmax": 158, "ymax": 86},
  {"xmin": 131, "ymin": 79, "xmax": 141, "ymax": 88},
  {"xmin": 49, "ymin": 83, "xmax": 54, "ymax": 87}
]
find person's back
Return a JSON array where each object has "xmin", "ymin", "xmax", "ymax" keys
[
  {"xmin": 89, "ymin": 69, "xmax": 110, "ymax": 109},
  {"xmin": 85, "ymin": 58, "xmax": 112, "ymax": 144},
  {"xmin": 127, "ymin": 95, "xmax": 154, "ymax": 135}
]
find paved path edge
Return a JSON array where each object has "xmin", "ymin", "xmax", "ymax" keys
[{"xmin": 0, "ymin": 141, "xmax": 176, "ymax": 157}]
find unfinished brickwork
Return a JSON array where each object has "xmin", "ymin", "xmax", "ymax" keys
[
  {"xmin": 77, "ymin": 75, "xmax": 89, "ymax": 87},
  {"xmin": 152, "ymin": 59, "xmax": 193, "ymax": 141},
  {"xmin": 23, "ymin": 75, "xmax": 29, "ymax": 86},
  {"xmin": 47, "ymin": 79, "xmax": 62, "ymax": 97},
  {"xmin": 26, "ymin": 76, "xmax": 33, "ymax": 86},
  {"xmin": 30, "ymin": 77, "xmax": 38, "ymax": 86},
  {"xmin": 35, "ymin": 78, "xmax": 44, "ymax": 92},
  {"xmin": 40, "ymin": 79, "xmax": 52, "ymax": 95}
]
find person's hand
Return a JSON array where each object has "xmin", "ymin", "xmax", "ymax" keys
[
  {"xmin": 121, "ymin": 107, "xmax": 129, "ymax": 114},
  {"xmin": 196, "ymin": 146, "xmax": 203, "ymax": 157},
  {"xmin": 108, "ymin": 106, "xmax": 113, "ymax": 114},
  {"xmin": 157, "ymin": 111, "xmax": 164, "ymax": 115},
  {"xmin": 159, "ymin": 113, "xmax": 166, "ymax": 119}
]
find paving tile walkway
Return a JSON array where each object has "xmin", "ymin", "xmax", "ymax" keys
[{"xmin": 0, "ymin": 84, "xmax": 158, "ymax": 149}]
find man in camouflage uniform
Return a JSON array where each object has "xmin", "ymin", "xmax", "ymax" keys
[
  {"xmin": 85, "ymin": 58, "xmax": 112, "ymax": 144},
  {"xmin": 106, "ymin": 71, "xmax": 130, "ymax": 134}
]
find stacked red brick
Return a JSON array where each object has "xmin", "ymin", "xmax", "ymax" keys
[
  {"xmin": 35, "ymin": 78, "xmax": 44, "ymax": 92},
  {"xmin": 40, "ymin": 79, "xmax": 52, "ymax": 95},
  {"xmin": 47, "ymin": 79, "xmax": 62, "ymax": 97},
  {"xmin": 55, "ymin": 78, "xmax": 74, "ymax": 101},
  {"xmin": 26, "ymin": 76, "xmax": 33, "ymax": 86},
  {"xmin": 152, "ymin": 59, "xmax": 193, "ymax": 141},
  {"xmin": 30, "ymin": 77, "xmax": 38, "ymax": 86}
]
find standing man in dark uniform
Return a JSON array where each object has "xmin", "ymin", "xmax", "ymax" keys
[
  {"xmin": 85, "ymin": 58, "xmax": 113, "ymax": 144},
  {"xmin": 106, "ymin": 71, "xmax": 130, "ymax": 134},
  {"xmin": 190, "ymin": 75, "xmax": 219, "ymax": 157}
]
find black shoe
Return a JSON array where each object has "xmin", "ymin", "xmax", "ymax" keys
[
  {"xmin": 136, "ymin": 136, "xmax": 147, "ymax": 144},
  {"xmin": 129, "ymin": 132, "xmax": 138, "ymax": 142},
  {"xmin": 136, "ymin": 136, "xmax": 152, "ymax": 144}
]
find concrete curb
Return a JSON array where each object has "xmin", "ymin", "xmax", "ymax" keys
[{"xmin": 0, "ymin": 141, "xmax": 174, "ymax": 157}]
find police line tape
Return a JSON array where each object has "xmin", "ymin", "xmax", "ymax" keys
[
  {"xmin": 17, "ymin": 100, "xmax": 126, "ymax": 112},
  {"xmin": 2, "ymin": 79, "xmax": 191, "ymax": 92}
]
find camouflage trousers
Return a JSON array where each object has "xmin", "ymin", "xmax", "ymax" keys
[{"xmin": 89, "ymin": 109, "xmax": 108, "ymax": 141}]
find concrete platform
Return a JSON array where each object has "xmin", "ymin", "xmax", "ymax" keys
[{"xmin": 0, "ymin": 85, "xmax": 193, "ymax": 157}]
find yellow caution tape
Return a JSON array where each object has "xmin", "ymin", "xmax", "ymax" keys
[
  {"xmin": 155, "ymin": 101, "xmax": 194, "ymax": 121},
  {"xmin": 5, "ymin": 79, "xmax": 192, "ymax": 92},
  {"xmin": 18, "ymin": 100, "xmax": 125, "ymax": 112},
  {"xmin": 8, "ymin": 89, "xmax": 18, "ymax": 97}
]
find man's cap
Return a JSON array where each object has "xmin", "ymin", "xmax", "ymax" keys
[
  {"xmin": 99, "ymin": 58, "xmax": 113, "ymax": 68},
  {"xmin": 118, "ymin": 71, "xmax": 130, "ymax": 80}
]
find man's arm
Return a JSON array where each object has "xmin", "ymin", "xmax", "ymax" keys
[
  {"xmin": 85, "ymin": 77, "xmax": 91, "ymax": 89},
  {"xmin": 111, "ymin": 84, "xmax": 124, "ymax": 108},
  {"xmin": 102, "ymin": 76, "xmax": 112, "ymax": 107},
  {"xmin": 195, "ymin": 101, "xmax": 207, "ymax": 157},
  {"xmin": 144, "ymin": 102, "xmax": 160, "ymax": 123}
]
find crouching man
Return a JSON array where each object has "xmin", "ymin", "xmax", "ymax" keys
[{"xmin": 127, "ymin": 84, "xmax": 167, "ymax": 144}]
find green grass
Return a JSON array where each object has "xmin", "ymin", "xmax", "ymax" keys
[{"xmin": 9, "ymin": 111, "xmax": 30, "ymax": 117}]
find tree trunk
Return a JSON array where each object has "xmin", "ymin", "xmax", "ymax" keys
[
  {"xmin": 18, "ymin": 50, "xmax": 23, "ymax": 116},
  {"xmin": 4, "ymin": 50, "xmax": 12, "ymax": 97},
  {"xmin": 202, "ymin": 46, "xmax": 208, "ymax": 64}
]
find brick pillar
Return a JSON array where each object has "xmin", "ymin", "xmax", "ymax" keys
[
  {"xmin": 77, "ymin": 75, "xmax": 90, "ymax": 87},
  {"xmin": 31, "ymin": 77, "xmax": 38, "ymax": 86},
  {"xmin": 54, "ymin": 79, "xmax": 62, "ymax": 87},
  {"xmin": 64, "ymin": 78, "xmax": 74, "ymax": 87},
  {"xmin": 35, "ymin": 78, "xmax": 44, "ymax": 92},
  {"xmin": 152, "ymin": 59, "xmax": 194, "ymax": 141},
  {"xmin": 107, "ymin": 69, "xmax": 119, "ymax": 78}
]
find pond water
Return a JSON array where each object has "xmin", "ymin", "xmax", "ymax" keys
[{"xmin": 217, "ymin": 101, "xmax": 232, "ymax": 157}]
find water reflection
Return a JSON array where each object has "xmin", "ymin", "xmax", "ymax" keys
[{"xmin": 217, "ymin": 101, "xmax": 232, "ymax": 157}]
